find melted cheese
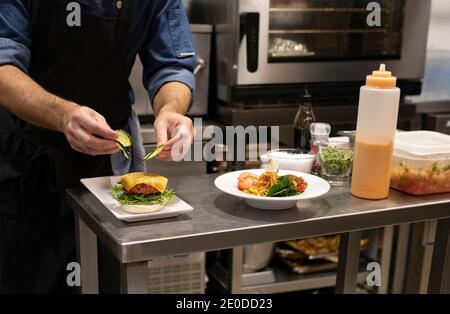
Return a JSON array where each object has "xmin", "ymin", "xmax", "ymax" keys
[{"xmin": 119, "ymin": 172, "xmax": 168, "ymax": 193}]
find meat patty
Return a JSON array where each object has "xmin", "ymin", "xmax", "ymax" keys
[{"xmin": 126, "ymin": 183, "xmax": 160, "ymax": 195}]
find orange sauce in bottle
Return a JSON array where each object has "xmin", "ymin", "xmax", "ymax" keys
[{"xmin": 351, "ymin": 141, "xmax": 394, "ymax": 200}]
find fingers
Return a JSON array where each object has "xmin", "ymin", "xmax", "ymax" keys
[
  {"xmin": 163, "ymin": 132, "xmax": 183, "ymax": 149},
  {"xmin": 153, "ymin": 112, "xmax": 195, "ymax": 161},
  {"xmin": 157, "ymin": 129, "xmax": 184, "ymax": 160},
  {"xmin": 65, "ymin": 120, "xmax": 119, "ymax": 156},
  {"xmin": 74, "ymin": 107, "xmax": 117, "ymax": 141},
  {"xmin": 154, "ymin": 119, "xmax": 169, "ymax": 147},
  {"xmin": 157, "ymin": 122, "xmax": 194, "ymax": 161},
  {"xmin": 63, "ymin": 106, "xmax": 120, "ymax": 156},
  {"xmin": 68, "ymin": 135, "xmax": 118, "ymax": 156}
]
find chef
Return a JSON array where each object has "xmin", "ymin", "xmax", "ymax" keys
[{"xmin": 0, "ymin": 0, "xmax": 195, "ymax": 293}]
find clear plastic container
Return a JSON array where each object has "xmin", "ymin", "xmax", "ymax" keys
[{"xmin": 390, "ymin": 131, "xmax": 450, "ymax": 196}]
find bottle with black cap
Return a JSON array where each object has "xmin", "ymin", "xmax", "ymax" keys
[{"xmin": 293, "ymin": 89, "xmax": 316, "ymax": 151}]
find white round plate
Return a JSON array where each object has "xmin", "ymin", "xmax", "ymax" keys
[{"xmin": 214, "ymin": 169, "xmax": 331, "ymax": 210}]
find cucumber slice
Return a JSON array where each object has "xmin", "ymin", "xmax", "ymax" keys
[
  {"xmin": 116, "ymin": 130, "xmax": 132, "ymax": 148},
  {"xmin": 116, "ymin": 141, "xmax": 131, "ymax": 159},
  {"xmin": 144, "ymin": 144, "xmax": 164, "ymax": 160},
  {"xmin": 116, "ymin": 130, "xmax": 132, "ymax": 159}
]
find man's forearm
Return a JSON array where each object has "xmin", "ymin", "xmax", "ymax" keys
[
  {"xmin": 0, "ymin": 65, "xmax": 78, "ymax": 132},
  {"xmin": 153, "ymin": 82, "xmax": 192, "ymax": 116}
]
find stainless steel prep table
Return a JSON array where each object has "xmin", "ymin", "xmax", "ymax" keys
[{"xmin": 67, "ymin": 174, "xmax": 450, "ymax": 294}]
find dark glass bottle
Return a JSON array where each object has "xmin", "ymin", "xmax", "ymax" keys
[{"xmin": 293, "ymin": 89, "xmax": 316, "ymax": 150}]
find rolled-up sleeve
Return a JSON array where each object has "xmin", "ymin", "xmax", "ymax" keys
[
  {"xmin": 0, "ymin": 0, "xmax": 31, "ymax": 73},
  {"xmin": 140, "ymin": 0, "xmax": 196, "ymax": 105}
]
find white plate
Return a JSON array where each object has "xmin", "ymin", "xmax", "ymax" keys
[
  {"xmin": 214, "ymin": 169, "xmax": 330, "ymax": 210},
  {"xmin": 81, "ymin": 176, "xmax": 193, "ymax": 222}
]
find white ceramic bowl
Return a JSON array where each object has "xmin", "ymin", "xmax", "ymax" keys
[
  {"xmin": 214, "ymin": 169, "xmax": 330, "ymax": 210},
  {"xmin": 261, "ymin": 149, "xmax": 316, "ymax": 174}
]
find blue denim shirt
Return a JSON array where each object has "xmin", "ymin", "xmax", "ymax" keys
[{"xmin": 0, "ymin": 0, "xmax": 196, "ymax": 105}]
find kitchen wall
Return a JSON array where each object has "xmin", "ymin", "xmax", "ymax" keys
[
  {"xmin": 427, "ymin": 0, "xmax": 450, "ymax": 51},
  {"xmin": 407, "ymin": 0, "xmax": 450, "ymax": 107}
]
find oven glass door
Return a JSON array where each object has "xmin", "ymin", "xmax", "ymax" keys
[
  {"xmin": 268, "ymin": 0, "xmax": 406, "ymax": 63},
  {"xmin": 236, "ymin": 0, "xmax": 428, "ymax": 86}
]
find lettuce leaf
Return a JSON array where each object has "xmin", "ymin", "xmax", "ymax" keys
[{"xmin": 112, "ymin": 185, "xmax": 174, "ymax": 205}]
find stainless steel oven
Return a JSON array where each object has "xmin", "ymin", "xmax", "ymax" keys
[{"xmin": 189, "ymin": 0, "xmax": 431, "ymax": 102}]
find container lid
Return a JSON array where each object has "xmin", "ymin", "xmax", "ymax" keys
[
  {"xmin": 366, "ymin": 64, "xmax": 397, "ymax": 89},
  {"xmin": 394, "ymin": 131, "xmax": 450, "ymax": 156}
]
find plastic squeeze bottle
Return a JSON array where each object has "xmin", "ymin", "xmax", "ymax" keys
[{"xmin": 351, "ymin": 64, "xmax": 400, "ymax": 200}]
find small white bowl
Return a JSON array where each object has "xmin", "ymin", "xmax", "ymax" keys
[{"xmin": 261, "ymin": 149, "xmax": 316, "ymax": 174}]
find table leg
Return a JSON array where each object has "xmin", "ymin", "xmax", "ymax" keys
[
  {"xmin": 379, "ymin": 226, "xmax": 394, "ymax": 294},
  {"xmin": 335, "ymin": 231, "xmax": 362, "ymax": 294},
  {"xmin": 419, "ymin": 220, "xmax": 436, "ymax": 293},
  {"xmin": 120, "ymin": 261, "xmax": 149, "ymax": 294},
  {"xmin": 392, "ymin": 224, "xmax": 410, "ymax": 294},
  {"xmin": 428, "ymin": 218, "xmax": 450, "ymax": 294},
  {"xmin": 420, "ymin": 244, "xmax": 434, "ymax": 293},
  {"xmin": 230, "ymin": 247, "xmax": 244, "ymax": 294},
  {"xmin": 76, "ymin": 217, "xmax": 99, "ymax": 294}
]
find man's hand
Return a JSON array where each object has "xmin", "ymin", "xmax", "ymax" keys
[
  {"xmin": 154, "ymin": 110, "xmax": 195, "ymax": 161},
  {"xmin": 153, "ymin": 82, "xmax": 194, "ymax": 161},
  {"xmin": 62, "ymin": 105, "xmax": 119, "ymax": 156}
]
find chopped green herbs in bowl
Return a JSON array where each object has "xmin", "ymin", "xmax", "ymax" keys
[{"xmin": 319, "ymin": 145, "xmax": 354, "ymax": 186}]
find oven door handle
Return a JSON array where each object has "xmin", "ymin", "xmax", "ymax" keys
[{"xmin": 240, "ymin": 12, "xmax": 260, "ymax": 73}]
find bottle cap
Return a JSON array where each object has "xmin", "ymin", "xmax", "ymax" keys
[
  {"xmin": 310, "ymin": 123, "xmax": 331, "ymax": 144},
  {"xmin": 310, "ymin": 123, "xmax": 331, "ymax": 137},
  {"xmin": 366, "ymin": 64, "xmax": 397, "ymax": 89},
  {"xmin": 299, "ymin": 89, "xmax": 312, "ymax": 102}
]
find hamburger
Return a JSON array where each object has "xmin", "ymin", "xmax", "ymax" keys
[
  {"xmin": 120, "ymin": 172, "xmax": 168, "ymax": 195},
  {"xmin": 112, "ymin": 172, "xmax": 174, "ymax": 214}
]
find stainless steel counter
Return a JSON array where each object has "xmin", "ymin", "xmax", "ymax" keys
[{"xmin": 67, "ymin": 174, "xmax": 450, "ymax": 293}]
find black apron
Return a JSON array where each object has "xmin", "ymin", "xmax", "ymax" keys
[{"xmin": 0, "ymin": 0, "xmax": 133, "ymax": 293}]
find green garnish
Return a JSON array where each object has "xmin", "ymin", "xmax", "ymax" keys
[
  {"xmin": 431, "ymin": 162, "xmax": 439, "ymax": 174},
  {"xmin": 267, "ymin": 176, "xmax": 301, "ymax": 197},
  {"xmin": 144, "ymin": 145, "xmax": 164, "ymax": 161},
  {"xmin": 399, "ymin": 175, "xmax": 408, "ymax": 185},
  {"xmin": 320, "ymin": 146, "xmax": 354, "ymax": 175},
  {"xmin": 112, "ymin": 185, "xmax": 174, "ymax": 206},
  {"xmin": 115, "ymin": 130, "xmax": 132, "ymax": 159}
]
